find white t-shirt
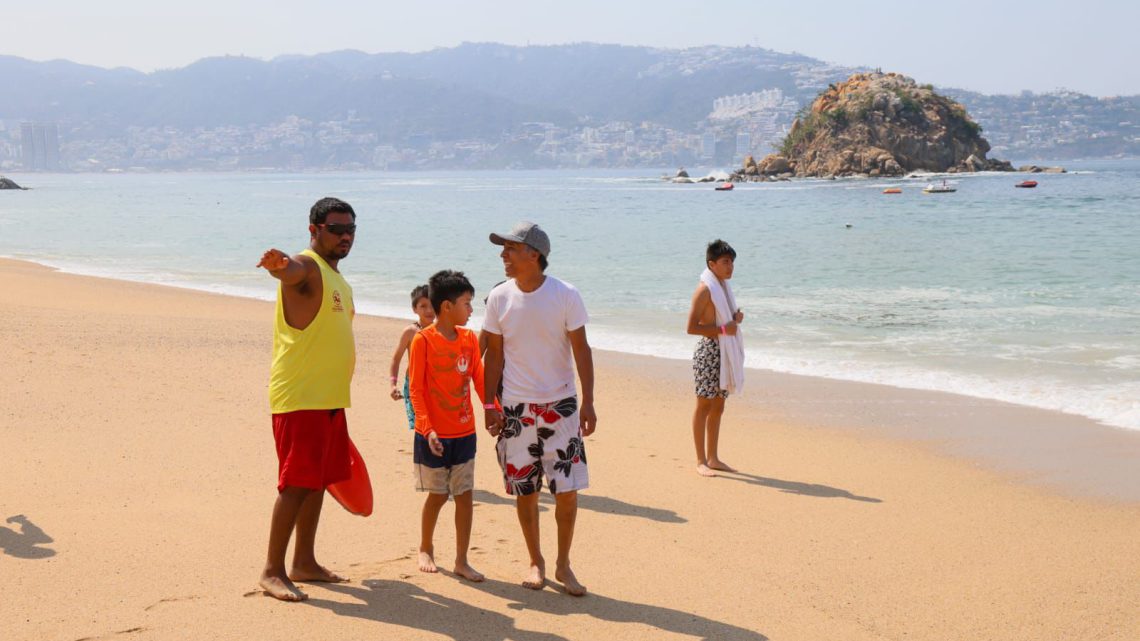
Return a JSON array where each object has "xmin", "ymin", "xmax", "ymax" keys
[{"xmin": 483, "ymin": 276, "xmax": 589, "ymax": 403}]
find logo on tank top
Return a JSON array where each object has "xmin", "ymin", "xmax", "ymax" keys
[{"xmin": 332, "ymin": 290, "xmax": 344, "ymax": 312}]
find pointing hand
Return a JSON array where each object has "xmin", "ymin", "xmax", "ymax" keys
[{"xmin": 257, "ymin": 249, "xmax": 289, "ymax": 271}]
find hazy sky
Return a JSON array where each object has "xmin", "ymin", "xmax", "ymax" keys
[{"xmin": 5, "ymin": 0, "xmax": 1139, "ymax": 96}]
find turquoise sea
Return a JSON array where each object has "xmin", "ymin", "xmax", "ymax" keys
[{"xmin": 2, "ymin": 161, "xmax": 1137, "ymax": 430}]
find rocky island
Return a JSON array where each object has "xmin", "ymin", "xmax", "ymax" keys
[
  {"xmin": 733, "ymin": 72, "xmax": 1046, "ymax": 180},
  {"xmin": 0, "ymin": 176, "xmax": 27, "ymax": 190}
]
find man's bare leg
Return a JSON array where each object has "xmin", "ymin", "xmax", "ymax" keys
[
  {"xmin": 704, "ymin": 397, "xmax": 735, "ymax": 472},
  {"xmin": 692, "ymin": 398, "xmax": 717, "ymax": 476},
  {"xmin": 553, "ymin": 491, "xmax": 586, "ymax": 596},
  {"xmin": 260, "ymin": 486, "xmax": 311, "ymax": 601},
  {"xmin": 289, "ymin": 489, "xmax": 345, "ymax": 583},
  {"xmin": 515, "ymin": 492, "xmax": 545, "ymax": 589},
  {"xmin": 418, "ymin": 492, "xmax": 449, "ymax": 573},
  {"xmin": 452, "ymin": 490, "xmax": 484, "ymax": 581}
]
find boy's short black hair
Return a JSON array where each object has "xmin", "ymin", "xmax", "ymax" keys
[
  {"xmin": 428, "ymin": 270, "xmax": 475, "ymax": 314},
  {"xmin": 309, "ymin": 197, "xmax": 356, "ymax": 225},
  {"xmin": 706, "ymin": 239, "xmax": 737, "ymax": 264},
  {"xmin": 538, "ymin": 253, "xmax": 548, "ymax": 272},
  {"xmin": 410, "ymin": 284, "xmax": 429, "ymax": 309}
]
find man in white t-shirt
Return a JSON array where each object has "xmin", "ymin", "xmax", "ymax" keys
[{"xmin": 483, "ymin": 221, "xmax": 596, "ymax": 597}]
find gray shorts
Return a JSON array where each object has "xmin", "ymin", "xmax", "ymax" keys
[
  {"xmin": 413, "ymin": 433, "xmax": 476, "ymax": 496},
  {"xmin": 416, "ymin": 459, "xmax": 475, "ymax": 496}
]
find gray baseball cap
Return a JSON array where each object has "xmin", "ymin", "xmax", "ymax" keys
[{"xmin": 489, "ymin": 221, "xmax": 551, "ymax": 257}]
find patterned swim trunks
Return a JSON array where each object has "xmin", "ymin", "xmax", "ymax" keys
[
  {"xmin": 693, "ymin": 337, "xmax": 729, "ymax": 399},
  {"xmin": 496, "ymin": 396, "xmax": 589, "ymax": 496},
  {"xmin": 402, "ymin": 375, "xmax": 415, "ymax": 430}
]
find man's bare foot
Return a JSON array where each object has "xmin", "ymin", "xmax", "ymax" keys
[
  {"xmin": 555, "ymin": 566, "xmax": 587, "ymax": 597},
  {"xmin": 697, "ymin": 463, "xmax": 717, "ymax": 477},
  {"xmin": 707, "ymin": 459, "xmax": 736, "ymax": 473},
  {"xmin": 418, "ymin": 550, "xmax": 438, "ymax": 574},
  {"xmin": 453, "ymin": 561, "xmax": 485, "ymax": 582},
  {"xmin": 288, "ymin": 563, "xmax": 347, "ymax": 583},
  {"xmin": 259, "ymin": 572, "xmax": 308, "ymax": 602},
  {"xmin": 522, "ymin": 562, "xmax": 546, "ymax": 590}
]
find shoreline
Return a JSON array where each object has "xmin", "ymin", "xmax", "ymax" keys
[
  {"xmin": 4, "ymin": 256, "xmax": 1138, "ymax": 503},
  {"xmin": 4, "ymin": 257, "xmax": 1138, "ymax": 640},
  {"xmin": 604, "ymin": 349, "xmax": 1140, "ymax": 503},
  {"xmin": 5, "ymin": 254, "xmax": 1136, "ymax": 435}
]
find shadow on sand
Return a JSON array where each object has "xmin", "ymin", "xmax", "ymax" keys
[
  {"xmin": 308, "ymin": 576, "xmax": 767, "ymax": 641},
  {"xmin": 1, "ymin": 514, "xmax": 56, "ymax": 559},
  {"xmin": 715, "ymin": 471, "xmax": 882, "ymax": 503},
  {"xmin": 473, "ymin": 489, "xmax": 686, "ymax": 524}
]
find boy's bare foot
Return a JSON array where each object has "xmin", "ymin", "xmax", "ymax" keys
[
  {"xmin": 555, "ymin": 565, "xmax": 587, "ymax": 597},
  {"xmin": 288, "ymin": 563, "xmax": 347, "ymax": 583},
  {"xmin": 522, "ymin": 562, "xmax": 546, "ymax": 590},
  {"xmin": 707, "ymin": 459, "xmax": 736, "ymax": 473},
  {"xmin": 453, "ymin": 561, "xmax": 485, "ymax": 582},
  {"xmin": 697, "ymin": 463, "xmax": 717, "ymax": 477},
  {"xmin": 418, "ymin": 550, "xmax": 438, "ymax": 573},
  {"xmin": 259, "ymin": 572, "xmax": 308, "ymax": 602}
]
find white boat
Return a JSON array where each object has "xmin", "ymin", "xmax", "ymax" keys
[{"xmin": 922, "ymin": 180, "xmax": 956, "ymax": 194}]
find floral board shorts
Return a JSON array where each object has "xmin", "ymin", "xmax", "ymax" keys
[
  {"xmin": 693, "ymin": 337, "xmax": 729, "ymax": 399},
  {"xmin": 496, "ymin": 396, "xmax": 589, "ymax": 496}
]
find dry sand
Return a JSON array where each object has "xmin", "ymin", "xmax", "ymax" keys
[{"xmin": 2, "ymin": 258, "xmax": 1138, "ymax": 641}]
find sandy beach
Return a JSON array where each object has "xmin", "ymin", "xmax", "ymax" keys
[{"xmin": 2, "ymin": 257, "xmax": 1138, "ymax": 641}]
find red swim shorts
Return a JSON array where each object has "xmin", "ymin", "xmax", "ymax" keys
[{"xmin": 272, "ymin": 409, "xmax": 351, "ymax": 492}]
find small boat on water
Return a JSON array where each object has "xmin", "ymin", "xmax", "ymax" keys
[
  {"xmin": 922, "ymin": 180, "xmax": 956, "ymax": 194},
  {"xmin": 882, "ymin": 187, "xmax": 902, "ymax": 194},
  {"xmin": 715, "ymin": 182, "xmax": 734, "ymax": 191},
  {"xmin": 1015, "ymin": 180, "xmax": 1038, "ymax": 188}
]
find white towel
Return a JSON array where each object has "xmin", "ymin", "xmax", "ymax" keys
[{"xmin": 699, "ymin": 267, "xmax": 745, "ymax": 394}]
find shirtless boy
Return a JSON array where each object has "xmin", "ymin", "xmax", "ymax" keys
[{"xmin": 686, "ymin": 239, "xmax": 744, "ymax": 478}]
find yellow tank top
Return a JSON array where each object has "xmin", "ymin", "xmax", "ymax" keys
[{"xmin": 268, "ymin": 249, "xmax": 356, "ymax": 413}]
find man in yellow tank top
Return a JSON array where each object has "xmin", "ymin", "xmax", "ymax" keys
[{"xmin": 255, "ymin": 197, "xmax": 357, "ymax": 602}]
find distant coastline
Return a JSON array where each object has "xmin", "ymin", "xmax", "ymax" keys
[{"xmin": 2, "ymin": 45, "xmax": 1137, "ymax": 173}]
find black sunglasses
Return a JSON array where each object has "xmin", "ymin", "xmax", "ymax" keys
[{"xmin": 318, "ymin": 223, "xmax": 357, "ymax": 236}]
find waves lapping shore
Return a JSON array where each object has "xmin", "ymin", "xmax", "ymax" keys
[{"xmin": 2, "ymin": 162, "xmax": 1137, "ymax": 430}]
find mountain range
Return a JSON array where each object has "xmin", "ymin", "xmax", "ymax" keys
[{"xmin": 2, "ymin": 43, "xmax": 1136, "ymax": 170}]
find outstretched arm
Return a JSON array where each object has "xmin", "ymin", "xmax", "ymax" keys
[
  {"xmin": 256, "ymin": 249, "xmax": 308, "ymax": 286},
  {"xmin": 568, "ymin": 326, "xmax": 596, "ymax": 436}
]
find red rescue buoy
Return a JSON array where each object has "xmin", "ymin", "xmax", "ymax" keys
[{"xmin": 327, "ymin": 438, "xmax": 373, "ymax": 517}]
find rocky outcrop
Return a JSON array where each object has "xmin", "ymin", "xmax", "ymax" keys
[
  {"xmin": 1018, "ymin": 165, "xmax": 1067, "ymax": 173},
  {"xmin": 732, "ymin": 72, "xmax": 1021, "ymax": 179},
  {"xmin": 0, "ymin": 176, "xmax": 27, "ymax": 190}
]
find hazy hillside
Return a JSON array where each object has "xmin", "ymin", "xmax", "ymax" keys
[
  {"xmin": 2, "ymin": 44, "xmax": 1135, "ymax": 170},
  {"xmin": 1, "ymin": 44, "xmax": 830, "ymax": 131}
]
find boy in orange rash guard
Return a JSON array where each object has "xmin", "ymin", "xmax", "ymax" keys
[{"xmin": 408, "ymin": 269, "xmax": 492, "ymax": 582}]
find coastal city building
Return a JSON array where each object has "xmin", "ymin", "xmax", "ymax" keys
[
  {"xmin": 2, "ymin": 84, "xmax": 1133, "ymax": 173},
  {"xmin": 20, "ymin": 122, "xmax": 61, "ymax": 171}
]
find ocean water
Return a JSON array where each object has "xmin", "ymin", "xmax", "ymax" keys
[{"xmin": 2, "ymin": 162, "xmax": 1138, "ymax": 430}]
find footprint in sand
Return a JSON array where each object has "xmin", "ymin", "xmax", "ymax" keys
[
  {"xmin": 144, "ymin": 596, "xmax": 201, "ymax": 611},
  {"xmin": 75, "ymin": 626, "xmax": 147, "ymax": 640}
]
